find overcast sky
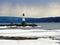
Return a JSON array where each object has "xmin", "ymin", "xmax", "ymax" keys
[{"xmin": 0, "ymin": 0, "xmax": 60, "ymax": 18}]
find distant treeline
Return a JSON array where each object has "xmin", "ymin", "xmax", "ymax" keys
[
  {"xmin": 0, "ymin": 17, "xmax": 60, "ymax": 23},
  {"xmin": 26, "ymin": 17, "xmax": 60, "ymax": 23}
]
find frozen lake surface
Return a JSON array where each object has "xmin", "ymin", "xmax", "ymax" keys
[
  {"xmin": 0, "ymin": 29, "xmax": 59, "ymax": 45},
  {"xmin": 0, "ymin": 23, "xmax": 60, "ymax": 45}
]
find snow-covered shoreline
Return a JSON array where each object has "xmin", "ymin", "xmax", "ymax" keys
[
  {"xmin": 0, "ymin": 38, "xmax": 59, "ymax": 45},
  {"xmin": 0, "ymin": 29, "xmax": 60, "ymax": 45},
  {"xmin": 0, "ymin": 29, "xmax": 59, "ymax": 37}
]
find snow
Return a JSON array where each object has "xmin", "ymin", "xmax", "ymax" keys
[
  {"xmin": 0, "ymin": 29, "xmax": 60, "ymax": 38},
  {"xmin": 0, "ymin": 29, "xmax": 60, "ymax": 45},
  {"xmin": 0, "ymin": 38, "xmax": 59, "ymax": 45}
]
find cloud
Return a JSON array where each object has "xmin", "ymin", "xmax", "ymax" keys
[
  {"xmin": 0, "ymin": 2, "xmax": 60, "ymax": 18},
  {"xmin": 45, "ymin": 3, "xmax": 60, "ymax": 17}
]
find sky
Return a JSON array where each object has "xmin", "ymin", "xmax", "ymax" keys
[{"xmin": 0, "ymin": 0, "xmax": 60, "ymax": 18}]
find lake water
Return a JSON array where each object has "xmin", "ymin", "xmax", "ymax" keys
[
  {"xmin": 0, "ymin": 23, "xmax": 60, "ymax": 30},
  {"xmin": 36, "ymin": 23, "xmax": 60, "ymax": 30}
]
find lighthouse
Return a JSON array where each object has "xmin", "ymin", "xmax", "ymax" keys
[
  {"xmin": 22, "ymin": 13, "xmax": 25, "ymax": 21},
  {"xmin": 21, "ymin": 13, "xmax": 26, "ymax": 26}
]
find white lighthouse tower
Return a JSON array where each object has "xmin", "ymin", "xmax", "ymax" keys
[
  {"xmin": 21, "ymin": 13, "xmax": 26, "ymax": 26},
  {"xmin": 22, "ymin": 13, "xmax": 25, "ymax": 21}
]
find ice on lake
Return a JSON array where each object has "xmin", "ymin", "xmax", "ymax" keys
[
  {"xmin": 0, "ymin": 23, "xmax": 60, "ymax": 45},
  {"xmin": 0, "ymin": 38, "xmax": 59, "ymax": 45},
  {"xmin": 0, "ymin": 29, "xmax": 59, "ymax": 45}
]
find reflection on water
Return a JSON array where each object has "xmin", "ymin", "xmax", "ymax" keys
[{"xmin": 36, "ymin": 23, "xmax": 60, "ymax": 30}]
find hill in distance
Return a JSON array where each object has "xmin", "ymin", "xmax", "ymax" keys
[{"xmin": 0, "ymin": 16, "xmax": 60, "ymax": 23}]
